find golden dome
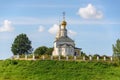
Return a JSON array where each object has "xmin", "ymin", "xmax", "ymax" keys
[{"xmin": 61, "ymin": 20, "xmax": 67, "ymax": 26}]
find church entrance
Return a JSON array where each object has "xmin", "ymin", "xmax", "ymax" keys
[{"xmin": 74, "ymin": 52, "xmax": 77, "ymax": 56}]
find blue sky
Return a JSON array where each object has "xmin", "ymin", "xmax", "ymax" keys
[{"xmin": 0, "ymin": 0, "xmax": 120, "ymax": 59}]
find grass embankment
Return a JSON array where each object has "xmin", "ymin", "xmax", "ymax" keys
[{"xmin": 0, "ymin": 60, "xmax": 120, "ymax": 80}]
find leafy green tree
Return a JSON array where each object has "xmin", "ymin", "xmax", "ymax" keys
[
  {"xmin": 45, "ymin": 47, "xmax": 53, "ymax": 55},
  {"xmin": 93, "ymin": 54, "xmax": 100, "ymax": 57},
  {"xmin": 113, "ymin": 39, "xmax": 120, "ymax": 56},
  {"xmin": 34, "ymin": 46, "xmax": 48, "ymax": 55},
  {"xmin": 81, "ymin": 51, "xmax": 87, "ymax": 56},
  {"xmin": 113, "ymin": 39, "xmax": 120, "ymax": 57},
  {"xmin": 93, "ymin": 54, "xmax": 100, "ymax": 59},
  {"xmin": 11, "ymin": 33, "xmax": 33, "ymax": 55}
]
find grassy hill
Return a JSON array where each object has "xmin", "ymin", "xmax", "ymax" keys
[{"xmin": 0, "ymin": 60, "xmax": 120, "ymax": 80}]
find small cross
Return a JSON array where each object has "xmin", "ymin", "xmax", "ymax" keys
[{"xmin": 63, "ymin": 12, "xmax": 65, "ymax": 20}]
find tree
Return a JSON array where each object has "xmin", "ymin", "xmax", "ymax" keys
[
  {"xmin": 81, "ymin": 51, "xmax": 87, "ymax": 56},
  {"xmin": 11, "ymin": 33, "xmax": 33, "ymax": 55},
  {"xmin": 34, "ymin": 46, "xmax": 48, "ymax": 55},
  {"xmin": 113, "ymin": 39, "xmax": 120, "ymax": 59},
  {"xmin": 45, "ymin": 47, "xmax": 53, "ymax": 55},
  {"xmin": 93, "ymin": 54, "xmax": 100, "ymax": 57}
]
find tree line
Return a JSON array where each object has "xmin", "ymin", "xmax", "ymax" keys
[
  {"xmin": 11, "ymin": 33, "xmax": 120, "ymax": 60},
  {"xmin": 11, "ymin": 33, "xmax": 53, "ymax": 56}
]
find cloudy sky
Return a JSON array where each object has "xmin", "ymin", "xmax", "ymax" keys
[{"xmin": 0, "ymin": 0, "xmax": 120, "ymax": 59}]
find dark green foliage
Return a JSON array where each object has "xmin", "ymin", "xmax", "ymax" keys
[
  {"xmin": 34, "ymin": 46, "xmax": 53, "ymax": 55},
  {"xmin": 93, "ymin": 54, "xmax": 100, "ymax": 57},
  {"xmin": 34, "ymin": 46, "xmax": 48, "ymax": 55},
  {"xmin": 93, "ymin": 54, "xmax": 100, "ymax": 59},
  {"xmin": 102, "ymin": 55, "xmax": 107, "ymax": 57},
  {"xmin": 11, "ymin": 33, "xmax": 33, "ymax": 55},
  {"xmin": 81, "ymin": 51, "xmax": 87, "ymax": 56},
  {"xmin": 0, "ymin": 60, "xmax": 120, "ymax": 80},
  {"xmin": 45, "ymin": 47, "xmax": 53, "ymax": 55},
  {"xmin": 113, "ymin": 39, "xmax": 120, "ymax": 61}
]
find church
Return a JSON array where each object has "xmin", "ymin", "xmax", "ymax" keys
[{"xmin": 52, "ymin": 13, "xmax": 81, "ymax": 56}]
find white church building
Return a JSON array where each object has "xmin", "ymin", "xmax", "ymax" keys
[{"xmin": 52, "ymin": 13, "xmax": 81, "ymax": 56}]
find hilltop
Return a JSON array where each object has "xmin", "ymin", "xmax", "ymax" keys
[{"xmin": 0, "ymin": 60, "xmax": 120, "ymax": 80}]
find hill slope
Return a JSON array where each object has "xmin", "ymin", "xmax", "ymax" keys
[{"xmin": 0, "ymin": 60, "xmax": 120, "ymax": 80}]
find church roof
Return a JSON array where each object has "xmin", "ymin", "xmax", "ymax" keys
[
  {"xmin": 58, "ymin": 43, "xmax": 82, "ymax": 50},
  {"xmin": 75, "ymin": 47, "xmax": 82, "ymax": 50},
  {"xmin": 58, "ymin": 43, "xmax": 74, "ymax": 47},
  {"xmin": 56, "ymin": 36, "xmax": 74, "ymax": 42}
]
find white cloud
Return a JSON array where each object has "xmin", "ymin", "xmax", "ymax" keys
[
  {"xmin": 68, "ymin": 30, "xmax": 77, "ymax": 36},
  {"xmin": 0, "ymin": 20, "xmax": 14, "ymax": 32},
  {"xmin": 48, "ymin": 24, "xmax": 59, "ymax": 34},
  {"xmin": 78, "ymin": 4, "xmax": 103, "ymax": 19},
  {"xmin": 38, "ymin": 26, "xmax": 45, "ymax": 32}
]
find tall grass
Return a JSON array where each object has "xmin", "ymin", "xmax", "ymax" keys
[{"xmin": 0, "ymin": 60, "xmax": 120, "ymax": 80}]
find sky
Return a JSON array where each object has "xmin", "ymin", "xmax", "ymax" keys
[{"xmin": 0, "ymin": 0, "xmax": 120, "ymax": 59}]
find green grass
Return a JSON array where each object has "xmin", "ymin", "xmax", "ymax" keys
[{"xmin": 0, "ymin": 60, "xmax": 120, "ymax": 80}]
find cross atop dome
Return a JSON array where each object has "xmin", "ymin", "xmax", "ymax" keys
[
  {"xmin": 61, "ymin": 12, "xmax": 67, "ymax": 27},
  {"xmin": 63, "ymin": 12, "xmax": 65, "ymax": 21}
]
